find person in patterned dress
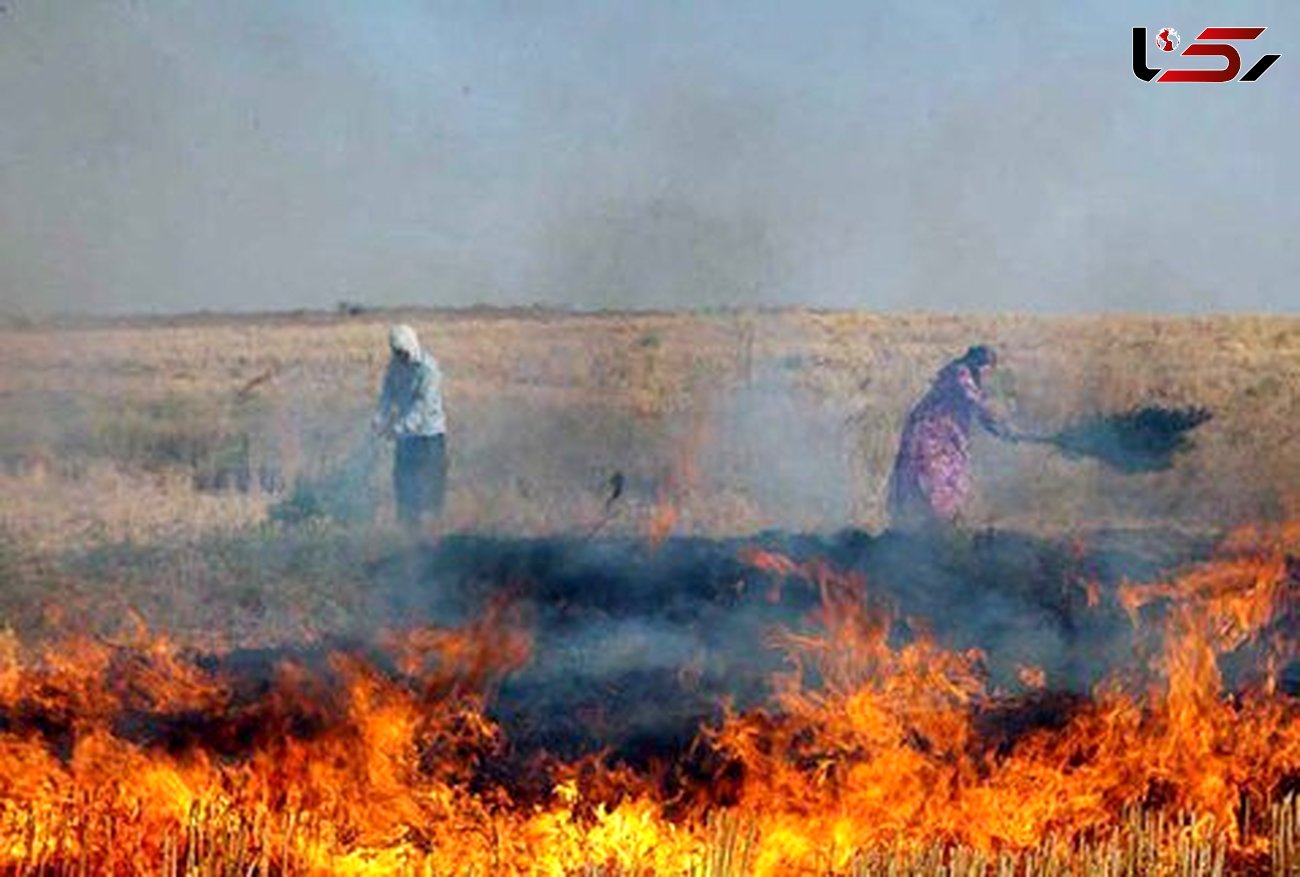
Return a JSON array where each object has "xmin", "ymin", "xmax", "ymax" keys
[{"xmin": 887, "ymin": 345, "xmax": 1020, "ymax": 529}]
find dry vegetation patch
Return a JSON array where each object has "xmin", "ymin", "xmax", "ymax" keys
[{"xmin": 2, "ymin": 310, "xmax": 1296, "ymax": 550}]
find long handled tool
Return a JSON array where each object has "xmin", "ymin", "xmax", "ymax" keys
[
  {"xmin": 581, "ymin": 471, "xmax": 627, "ymax": 540},
  {"xmin": 269, "ymin": 427, "xmax": 385, "ymax": 525}
]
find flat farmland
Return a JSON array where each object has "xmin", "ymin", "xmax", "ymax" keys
[{"xmin": 3, "ymin": 310, "xmax": 1298, "ymax": 554}]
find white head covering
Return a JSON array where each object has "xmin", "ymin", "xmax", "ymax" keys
[{"xmin": 388, "ymin": 324, "xmax": 420, "ymax": 357}]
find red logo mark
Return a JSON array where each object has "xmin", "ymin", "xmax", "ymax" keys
[{"xmin": 1133, "ymin": 26, "xmax": 1280, "ymax": 82}]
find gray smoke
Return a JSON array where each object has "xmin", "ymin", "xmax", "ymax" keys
[{"xmin": 2, "ymin": 2, "xmax": 1296, "ymax": 316}]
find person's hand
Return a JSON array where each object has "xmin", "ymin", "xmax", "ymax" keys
[
  {"xmin": 993, "ymin": 423, "xmax": 1027, "ymax": 444},
  {"xmin": 983, "ymin": 419, "xmax": 1011, "ymax": 441},
  {"xmin": 1007, "ymin": 429, "xmax": 1050, "ymax": 445},
  {"xmin": 370, "ymin": 413, "xmax": 390, "ymax": 437}
]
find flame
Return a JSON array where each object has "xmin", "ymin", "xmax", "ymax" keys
[
  {"xmin": 646, "ymin": 415, "xmax": 710, "ymax": 548},
  {"xmin": 646, "ymin": 498, "xmax": 680, "ymax": 549},
  {"xmin": 0, "ymin": 524, "xmax": 1298, "ymax": 873},
  {"xmin": 1016, "ymin": 665, "xmax": 1047, "ymax": 689}
]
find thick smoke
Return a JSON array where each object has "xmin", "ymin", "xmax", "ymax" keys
[
  {"xmin": 1, "ymin": 2, "xmax": 1296, "ymax": 316},
  {"xmin": 345, "ymin": 526, "xmax": 1217, "ymax": 759}
]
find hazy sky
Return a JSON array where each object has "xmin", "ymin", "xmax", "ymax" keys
[{"xmin": 1, "ymin": 1, "xmax": 1297, "ymax": 314}]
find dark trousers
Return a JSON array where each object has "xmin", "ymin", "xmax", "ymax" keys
[{"xmin": 394, "ymin": 434, "xmax": 447, "ymax": 526}]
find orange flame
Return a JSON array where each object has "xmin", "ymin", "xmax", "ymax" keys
[{"xmin": 0, "ymin": 524, "xmax": 1298, "ymax": 872}]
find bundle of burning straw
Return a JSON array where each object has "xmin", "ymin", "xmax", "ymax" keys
[{"xmin": 1026, "ymin": 405, "xmax": 1213, "ymax": 473}]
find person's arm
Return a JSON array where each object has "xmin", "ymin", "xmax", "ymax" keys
[
  {"xmin": 978, "ymin": 407, "xmax": 1019, "ymax": 441},
  {"xmin": 371, "ymin": 362, "xmax": 396, "ymax": 435},
  {"xmin": 956, "ymin": 365, "xmax": 1018, "ymax": 441},
  {"xmin": 393, "ymin": 359, "xmax": 443, "ymax": 435}
]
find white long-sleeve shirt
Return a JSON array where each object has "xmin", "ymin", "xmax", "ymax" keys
[{"xmin": 375, "ymin": 350, "xmax": 446, "ymax": 437}]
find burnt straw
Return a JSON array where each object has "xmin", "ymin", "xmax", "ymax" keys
[{"xmin": 1035, "ymin": 405, "xmax": 1213, "ymax": 473}]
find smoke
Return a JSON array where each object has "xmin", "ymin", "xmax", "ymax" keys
[
  {"xmin": 1, "ymin": 2, "xmax": 1296, "ymax": 316},
  {"xmin": 533, "ymin": 83, "xmax": 787, "ymax": 309},
  {"xmin": 696, "ymin": 363, "xmax": 856, "ymax": 531},
  {"xmin": 353, "ymin": 526, "xmax": 1216, "ymax": 758}
]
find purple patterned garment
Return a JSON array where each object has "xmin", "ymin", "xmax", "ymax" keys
[{"xmin": 888, "ymin": 359, "xmax": 1002, "ymax": 526}]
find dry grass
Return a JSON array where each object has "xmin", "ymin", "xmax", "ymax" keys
[
  {"xmin": 0, "ymin": 308, "xmax": 1297, "ymax": 649},
  {"xmin": 8, "ymin": 798, "xmax": 1295, "ymax": 875},
  {"xmin": 2, "ymin": 310, "xmax": 1297, "ymax": 552}
]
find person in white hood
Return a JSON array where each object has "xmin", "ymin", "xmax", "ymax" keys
[{"xmin": 372, "ymin": 324, "xmax": 447, "ymax": 525}]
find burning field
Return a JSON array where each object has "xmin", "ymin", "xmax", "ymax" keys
[
  {"xmin": 3, "ymin": 0, "xmax": 1299, "ymax": 865},
  {"xmin": 2, "ymin": 310, "xmax": 1300, "ymax": 874},
  {"xmin": 2, "ymin": 521, "xmax": 1300, "ymax": 875}
]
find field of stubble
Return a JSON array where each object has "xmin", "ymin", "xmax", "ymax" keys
[{"xmin": 1, "ymin": 309, "xmax": 1297, "ymax": 647}]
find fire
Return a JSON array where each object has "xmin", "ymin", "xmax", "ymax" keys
[
  {"xmin": 646, "ymin": 415, "xmax": 710, "ymax": 548},
  {"xmin": 0, "ymin": 524, "xmax": 1298, "ymax": 873},
  {"xmin": 1015, "ymin": 665, "xmax": 1046, "ymax": 689},
  {"xmin": 646, "ymin": 498, "xmax": 680, "ymax": 550},
  {"xmin": 720, "ymin": 524, "xmax": 1300, "ymax": 865}
]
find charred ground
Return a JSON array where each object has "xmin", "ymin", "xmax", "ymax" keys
[{"xmin": 1, "ymin": 526, "xmax": 1240, "ymax": 771}]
